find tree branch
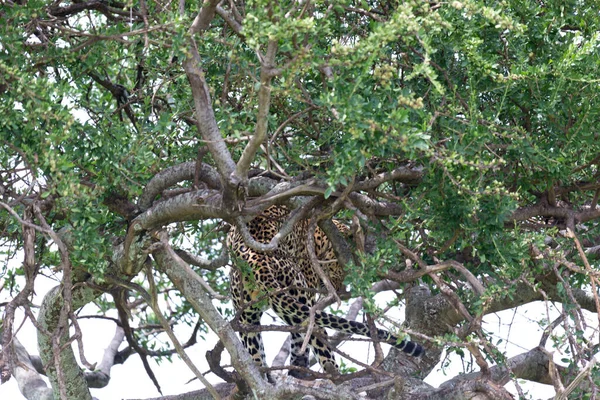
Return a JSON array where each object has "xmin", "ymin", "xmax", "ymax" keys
[
  {"xmin": 183, "ymin": 1, "xmax": 237, "ymax": 184},
  {"xmin": 37, "ymin": 286, "xmax": 97, "ymax": 400},
  {"xmin": 138, "ymin": 162, "xmax": 221, "ymax": 211},
  {"xmin": 151, "ymin": 238, "xmax": 274, "ymax": 397},
  {"xmin": 83, "ymin": 326, "xmax": 125, "ymax": 388},
  {"xmin": 133, "ymin": 189, "xmax": 225, "ymax": 231},
  {"xmin": 438, "ymin": 347, "xmax": 556, "ymax": 390},
  {"xmin": 9, "ymin": 337, "xmax": 54, "ymax": 400},
  {"xmin": 509, "ymin": 201, "xmax": 600, "ymax": 226},
  {"xmin": 236, "ymin": 39, "xmax": 278, "ymax": 180},
  {"xmin": 215, "ymin": 6, "xmax": 243, "ymax": 37},
  {"xmin": 231, "ymin": 198, "xmax": 319, "ymax": 252}
]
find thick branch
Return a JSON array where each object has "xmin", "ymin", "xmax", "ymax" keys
[
  {"xmin": 138, "ymin": 162, "xmax": 221, "ymax": 211},
  {"xmin": 436, "ymin": 347, "xmax": 557, "ymax": 394},
  {"xmin": 353, "ymin": 166, "xmax": 424, "ymax": 191},
  {"xmin": 48, "ymin": 1, "xmax": 142, "ymax": 21},
  {"xmin": 151, "ymin": 243, "xmax": 274, "ymax": 397},
  {"xmin": 84, "ymin": 326, "xmax": 125, "ymax": 388},
  {"xmin": 189, "ymin": 0, "xmax": 220, "ymax": 34},
  {"xmin": 9, "ymin": 337, "xmax": 54, "ymax": 400},
  {"xmin": 133, "ymin": 189, "xmax": 224, "ymax": 230},
  {"xmin": 318, "ymin": 219, "xmax": 353, "ymax": 266},
  {"xmin": 127, "ymin": 384, "xmax": 236, "ymax": 400},
  {"xmin": 216, "ymin": 6, "xmax": 243, "ymax": 37},
  {"xmin": 37, "ymin": 286, "xmax": 97, "ymax": 400},
  {"xmin": 510, "ymin": 201, "xmax": 600, "ymax": 226}
]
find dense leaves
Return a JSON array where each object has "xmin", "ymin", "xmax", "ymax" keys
[{"xmin": 1, "ymin": 0, "xmax": 600, "ymax": 399}]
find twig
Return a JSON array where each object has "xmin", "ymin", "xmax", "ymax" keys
[
  {"xmin": 566, "ymin": 228, "xmax": 600, "ymax": 331},
  {"xmin": 557, "ymin": 357, "xmax": 597, "ymax": 400},
  {"xmin": 539, "ymin": 316, "xmax": 564, "ymax": 347},
  {"xmin": 232, "ymin": 199, "xmax": 320, "ymax": 253},
  {"xmin": 108, "ymin": 274, "xmax": 222, "ymax": 400},
  {"xmin": 391, "ymin": 240, "xmax": 486, "ymax": 295},
  {"xmin": 543, "ymin": 347, "xmax": 566, "ymax": 396},
  {"xmin": 0, "ymin": 206, "xmax": 38, "ymax": 384}
]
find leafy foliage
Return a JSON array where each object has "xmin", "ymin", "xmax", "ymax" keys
[{"xmin": 1, "ymin": 0, "xmax": 600, "ymax": 399}]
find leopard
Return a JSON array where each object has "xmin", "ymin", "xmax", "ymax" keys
[{"xmin": 227, "ymin": 205, "xmax": 423, "ymax": 379}]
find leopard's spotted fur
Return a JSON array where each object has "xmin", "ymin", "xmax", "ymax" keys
[{"xmin": 228, "ymin": 206, "xmax": 423, "ymax": 378}]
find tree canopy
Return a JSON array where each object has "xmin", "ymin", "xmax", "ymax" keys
[{"xmin": 1, "ymin": 0, "xmax": 600, "ymax": 399}]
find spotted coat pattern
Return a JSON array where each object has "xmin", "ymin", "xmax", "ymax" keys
[{"xmin": 228, "ymin": 206, "xmax": 423, "ymax": 378}]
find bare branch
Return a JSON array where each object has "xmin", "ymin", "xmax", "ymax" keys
[
  {"xmin": 133, "ymin": 189, "xmax": 224, "ymax": 231},
  {"xmin": 83, "ymin": 326, "xmax": 125, "ymax": 389},
  {"xmin": 183, "ymin": 4, "xmax": 237, "ymax": 183},
  {"xmin": 1, "ymin": 206, "xmax": 37, "ymax": 384},
  {"xmin": 151, "ymin": 235, "xmax": 273, "ymax": 396},
  {"xmin": 385, "ymin": 256, "xmax": 486, "ymax": 296},
  {"xmin": 48, "ymin": 1, "xmax": 143, "ymax": 21},
  {"xmin": 9, "ymin": 336, "xmax": 54, "ymax": 400},
  {"xmin": 437, "ymin": 347, "xmax": 557, "ymax": 392},
  {"xmin": 236, "ymin": 39, "xmax": 278, "ymax": 179},
  {"xmin": 175, "ymin": 246, "xmax": 229, "ymax": 271},
  {"xmin": 37, "ymin": 284, "xmax": 98, "ymax": 400},
  {"xmin": 509, "ymin": 201, "xmax": 600, "ymax": 225},
  {"xmin": 189, "ymin": 0, "xmax": 220, "ymax": 34},
  {"xmin": 353, "ymin": 166, "xmax": 424, "ymax": 191},
  {"xmin": 216, "ymin": 6, "xmax": 243, "ymax": 37},
  {"xmin": 138, "ymin": 162, "xmax": 221, "ymax": 211}
]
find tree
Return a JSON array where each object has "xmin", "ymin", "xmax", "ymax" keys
[{"xmin": 1, "ymin": 0, "xmax": 599, "ymax": 398}]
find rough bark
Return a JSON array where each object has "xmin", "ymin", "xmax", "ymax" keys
[
  {"xmin": 37, "ymin": 286, "xmax": 97, "ymax": 400},
  {"xmin": 151, "ymin": 243, "xmax": 274, "ymax": 398},
  {"xmin": 10, "ymin": 337, "xmax": 54, "ymax": 400}
]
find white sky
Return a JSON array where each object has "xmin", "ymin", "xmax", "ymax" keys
[{"xmin": 0, "ymin": 271, "xmax": 575, "ymax": 400}]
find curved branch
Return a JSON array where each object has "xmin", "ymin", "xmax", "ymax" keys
[
  {"xmin": 385, "ymin": 257, "xmax": 486, "ymax": 296},
  {"xmin": 1, "ymin": 206, "xmax": 37, "ymax": 384},
  {"xmin": 133, "ymin": 189, "xmax": 224, "ymax": 230},
  {"xmin": 352, "ymin": 166, "xmax": 424, "ymax": 191},
  {"xmin": 245, "ymin": 175, "xmax": 410, "ymax": 217},
  {"xmin": 138, "ymin": 162, "xmax": 221, "ymax": 211},
  {"xmin": 509, "ymin": 201, "xmax": 600, "ymax": 225},
  {"xmin": 232, "ymin": 199, "xmax": 318, "ymax": 252},
  {"xmin": 175, "ymin": 246, "xmax": 229, "ymax": 271},
  {"xmin": 48, "ymin": 1, "xmax": 143, "ymax": 21},
  {"xmin": 37, "ymin": 286, "xmax": 98, "ymax": 400},
  {"xmin": 9, "ymin": 337, "xmax": 54, "ymax": 400},
  {"xmin": 84, "ymin": 326, "xmax": 125, "ymax": 389}
]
